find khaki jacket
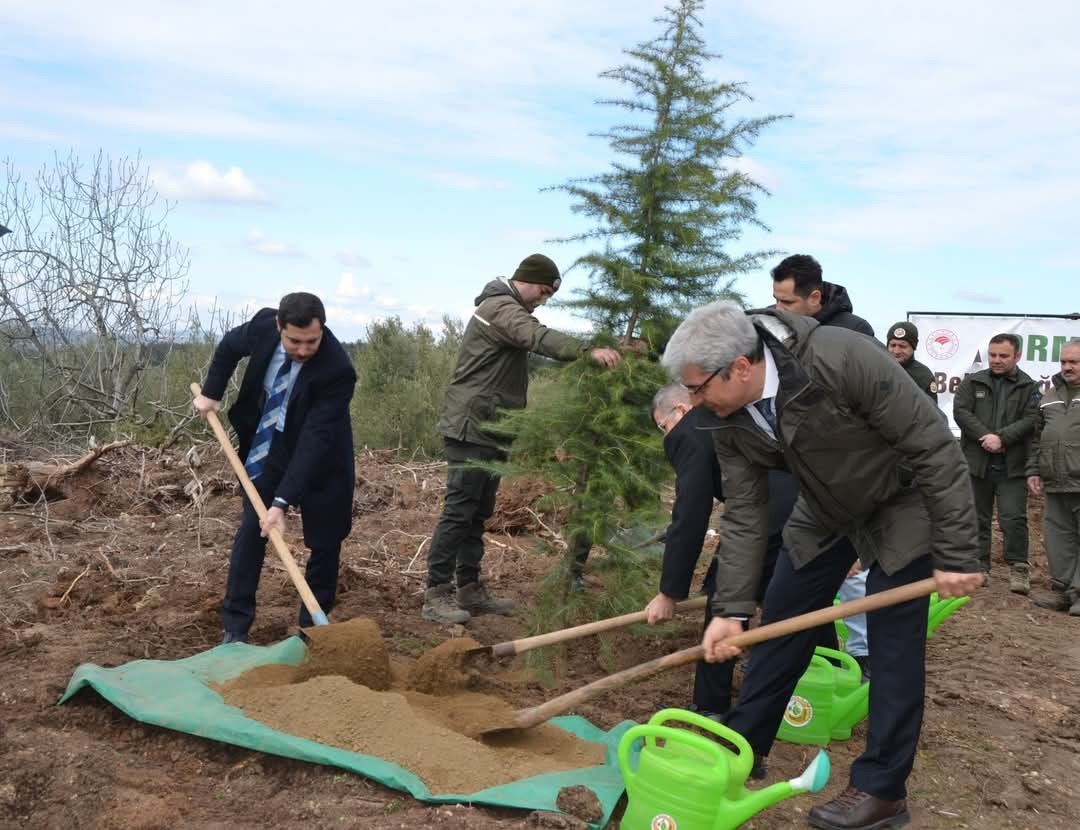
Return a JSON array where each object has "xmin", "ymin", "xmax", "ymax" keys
[
  {"xmin": 1027, "ymin": 374, "xmax": 1080, "ymax": 492},
  {"xmin": 437, "ymin": 279, "xmax": 586, "ymax": 448},
  {"xmin": 953, "ymin": 368, "xmax": 1040, "ymax": 478}
]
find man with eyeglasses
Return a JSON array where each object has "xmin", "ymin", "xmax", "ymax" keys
[
  {"xmin": 662, "ymin": 300, "xmax": 981, "ymax": 830},
  {"xmin": 423, "ymin": 253, "xmax": 622, "ymax": 624}
]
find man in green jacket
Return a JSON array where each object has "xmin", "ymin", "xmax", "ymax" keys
[
  {"xmin": 886, "ymin": 321, "xmax": 938, "ymax": 402},
  {"xmin": 423, "ymin": 254, "xmax": 621, "ymax": 624},
  {"xmin": 953, "ymin": 333, "xmax": 1041, "ymax": 593},
  {"xmin": 1028, "ymin": 339, "xmax": 1080, "ymax": 615},
  {"xmin": 662, "ymin": 301, "xmax": 981, "ymax": 830}
]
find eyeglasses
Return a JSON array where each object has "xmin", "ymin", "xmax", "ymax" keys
[
  {"xmin": 655, "ymin": 407, "xmax": 677, "ymax": 433},
  {"xmin": 683, "ymin": 366, "xmax": 723, "ymax": 397}
]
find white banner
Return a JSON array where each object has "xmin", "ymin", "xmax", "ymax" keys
[{"xmin": 906, "ymin": 313, "xmax": 1080, "ymax": 433}]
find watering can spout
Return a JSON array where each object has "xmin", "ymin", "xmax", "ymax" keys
[{"xmin": 714, "ymin": 750, "xmax": 831, "ymax": 829}]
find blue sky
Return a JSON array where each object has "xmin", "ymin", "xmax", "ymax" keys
[{"xmin": 2, "ymin": 0, "xmax": 1077, "ymax": 341}]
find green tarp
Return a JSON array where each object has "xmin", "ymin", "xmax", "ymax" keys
[{"xmin": 60, "ymin": 638, "xmax": 632, "ymax": 827}]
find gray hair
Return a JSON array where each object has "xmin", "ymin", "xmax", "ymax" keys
[
  {"xmin": 661, "ymin": 300, "xmax": 759, "ymax": 380},
  {"xmin": 651, "ymin": 383, "xmax": 690, "ymax": 416},
  {"xmin": 1063, "ymin": 338, "xmax": 1080, "ymax": 353}
]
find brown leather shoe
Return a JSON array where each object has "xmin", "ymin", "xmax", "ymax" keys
[{"xmin": 808, "ymin": 786, "xmax": 910, "ymax": 829}]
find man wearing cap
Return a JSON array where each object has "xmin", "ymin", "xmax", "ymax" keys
[
  {"xmin": 886, "ymin": 322, "xmax": 938, "ymax": 401},
  {"xmin": 422, "ymin": 254, "xmax": 622, "ymax": 624}
]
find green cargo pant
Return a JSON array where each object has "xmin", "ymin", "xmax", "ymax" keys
[
  {"xmin": 970, "ymin": 473, "xmax": 1029, "ymax": 570},
  {"xmin": 427, "ymin": 439, "xmax": 506, "ymax": 588},
  {"xmin": 1043, "ymin": 491, "xmax": 1080, "ymax": 593}
]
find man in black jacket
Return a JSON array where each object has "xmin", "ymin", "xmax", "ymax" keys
[
  {"xmin": 771, "ymin": 254, "xmax": 874, "ymax": 336},
  {"xmin": 646, "ymin": 383, "xmax": 796, "ymax": 717},
  {"xmin": 194, "ymin": 293, "xmax": 357, "ymax": 644}
]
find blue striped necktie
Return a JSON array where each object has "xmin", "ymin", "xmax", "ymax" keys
[
  {"xmin": 755, "ymin": 397, "xmax": 778, "ymax": 435},
  {"xmin": 244, "ymin": 358, "xmax": 293, "ymax": 480}
]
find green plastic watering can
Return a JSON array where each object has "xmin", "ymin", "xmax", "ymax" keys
[
  {"xmin": 776, "ymin": 647, "xmax": 869, "ymax": 746},
  {"xmin": 618, "ymin": 708, "xmax": 830, "ymax": 830}
]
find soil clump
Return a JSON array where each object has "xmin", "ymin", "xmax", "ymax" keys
[{"xmin": 407, "ymin": 635, "xmax": 483, "ymax": 695}]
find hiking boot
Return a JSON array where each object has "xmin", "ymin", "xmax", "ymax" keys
[
  {"xmin": 422, "ymin": 583, "xmax": 471, "ymax": 624},
  {"xmin": 1070, "ymin": 597, "xmax": 1080, "ymax": 617},
  {"xmin": 457, "ymin": 580, "xmax": 515, "ymax": 616},
  {"xmin": 1031, "ymin": 590, "xmax": 1070, "ymax": 612},
  {"xmin": 221, "ymin": 631, "xmax": 247, "ymax": 645},
  {"xmin": 1008, "ymin": 563, "xmax": 1030, "ymax": 595}
]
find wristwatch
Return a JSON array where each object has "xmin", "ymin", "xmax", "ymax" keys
[{"xmin": 271, "ymin": 497, "xmax": 289, "ymax": 510}]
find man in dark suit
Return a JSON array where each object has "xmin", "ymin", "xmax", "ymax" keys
[
  {"xmin": 646, "ymin": 383, "xmax": 798, "ymax": 720},
  {"xmin": 194, "ymin": 292, "xmax": 356, "ymax": 644}
]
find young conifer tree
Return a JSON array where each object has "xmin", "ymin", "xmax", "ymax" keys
[
  {"xmin": 494, "ymin": 0, "xmax": 782, "ymax": 616},
  {"xmin": 553, "ymin": 0, "xmax": 784, "ymax": 338}
]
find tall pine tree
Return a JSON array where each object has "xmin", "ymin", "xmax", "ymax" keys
[
  {"xmin": 553, "ymin": 0, "xmax": 784, "ymax": 344},
  {"xmin": 492, "ymin": 0, "xmax": 783, "ymax": 630}
]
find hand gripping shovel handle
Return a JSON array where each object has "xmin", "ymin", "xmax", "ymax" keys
[
  {"xmin": 508, "ymin": 576, "xmax": 938, "ymax": 731},
  {"xmin": 190, "ymin": 383, "xmax": 329, "ymax": 626},
  {"xmin": 481, "ymin": 595, "xmax": 708, "ymax": 658}
]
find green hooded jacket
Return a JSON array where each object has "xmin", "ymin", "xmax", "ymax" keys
[
  {"xmin": 437, "ymin": 279, "xmax": 587, "ymax": 448},
  {"xmin": 953, "ymin": 367, "xmax": 1040, "ymax": 478},
  {"xmin": 1026, "ymin": 374, "xmax": 1080, "ymax": 492},
  {"xmin": 698, "ymin": 310, "xmax": 979, "ymax": 617}
]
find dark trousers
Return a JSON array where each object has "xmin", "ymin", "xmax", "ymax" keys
[
  {"xmin": 221, "ymin": 472, "xmax": 342, "ymax": 635},
  {"xmin": 970, "ymin": 473, "xmax": 1029, "ymax": 568},
  {"xmin": 694, "ymin": 596, "xmax": 746, "ymax": 714},
  {"xmin": 726, "ymin": 541, "xmax": 931, "ymax": 801},
  {"xmin": 427, "ymin": 439, "xmax": 504, "ymax": 588}
]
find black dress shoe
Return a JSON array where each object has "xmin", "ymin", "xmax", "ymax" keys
[
  {"xmin": 749, "ymin": 754, "xmax": 768, "ymax": 780},
  {"xmin": 808, "ymin": 786, "xmax": 910, "ymax": 829},
  {"xmin": 221, "ymin": 631, "xmax": 247, "ymax": 645}
]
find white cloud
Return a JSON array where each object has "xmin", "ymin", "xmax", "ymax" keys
[
  {"xmin": 246, "ymin": 229, "xmax": 302, "ymax": 257},
  {"xmin": 335, "ymin": 272, "xmax": 371, "ymax": 301},
  {"xmin": 336, "ymin": 249, "xmax": 372, "ymax": 268},
  {"xmin": 375, "ymin": 295, "xmax": 400, "ymax": 309},
  {"xmin": 152, "ymin": 160, "xmax": 269, "ymax": 203}
]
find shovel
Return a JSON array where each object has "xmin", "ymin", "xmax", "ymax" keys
[
  {"xmin": 482, "ymin": 576, "xmax": 941, "ymax": 735},
  {"xmin": 191, "ymin": 383, "xmax": 330, "ymax": 630},
  {"xmin": 466, "ymin": 595, "xmax": 708, "ymax": 661}
]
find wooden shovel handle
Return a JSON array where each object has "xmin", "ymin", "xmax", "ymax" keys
[
  {"xmin": 490, "ymin": 595, "xmax": 708, "ymax": 657},
  {"xmin": 191, "ymin": 383, "xmax": 328, "ymax": 625},
  {"xmin": 511, "ymin": 576, "xmax": 938, "ymax": 730}
]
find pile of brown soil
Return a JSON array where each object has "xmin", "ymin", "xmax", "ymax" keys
[
  {"xmin": 217, "ymin": 619, "xmax": 603, "ymax": 794},
  {"xmin": 296, "ymin": 617, "xmax": 392, "ymax": 690}
]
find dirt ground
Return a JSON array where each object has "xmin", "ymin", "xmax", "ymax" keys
[{"xmin": 1, "ymin": 441, "xmax": 1078, "ymax": 829}]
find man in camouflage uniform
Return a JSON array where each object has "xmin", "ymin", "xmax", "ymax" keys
[
  {"xmin": 1028, "ymin": 339, "xmax": 1080, "ymax": 615},
  {"xmin": 885, "ymin": 321, "xmax": 938, "ymax": 402},
  {"xmin": 422, "ymin": 254, "xmax": 621, "ymax": 624}
]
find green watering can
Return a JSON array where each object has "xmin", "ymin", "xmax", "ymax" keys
[
  {"xmin": 834, "ymin": 592, "xmax": 970, "ymax": 645},
  {"xmin": 776, "ymin": 647, "xmax": 868, "ymax": 746},
  {"xmin": 618, "ymin": 708, "xmax": 830, "ymax": 830}
]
